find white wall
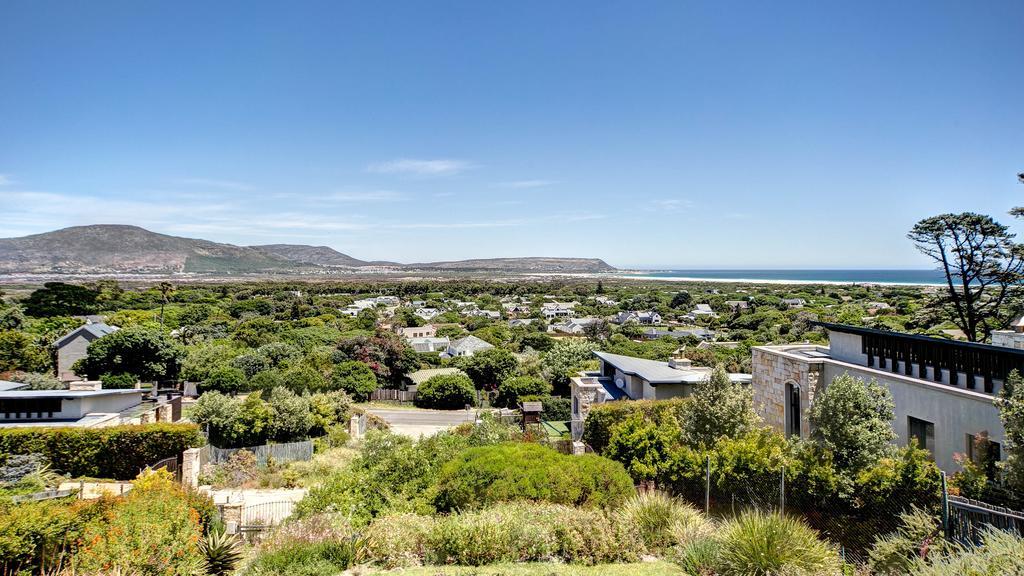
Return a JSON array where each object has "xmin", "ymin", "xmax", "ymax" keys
[
  {"xmin": 0, "ymin": 391, "xmax": 142, "ymax": 422},
  {"xmin": 821, "ymin": 363, "xmax": 1005, "ymax": 473}
]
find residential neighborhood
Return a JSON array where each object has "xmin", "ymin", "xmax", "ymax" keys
[{"xmin": 0, "ymin": 1, "xmax": 1020, "ymax": 574}]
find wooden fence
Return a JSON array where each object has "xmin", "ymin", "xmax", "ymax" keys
[
  {"xmin": 369, "ymin": 388, "xmax": 417, "ymax": 402},
  {"xmin": 209, "ymin": 439, "xmax": 314, "ymax": 466}
]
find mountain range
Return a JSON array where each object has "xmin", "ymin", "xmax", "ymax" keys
[{"xmin": 0, "ymin": 225, "xmax": 617, "ymax": 275}]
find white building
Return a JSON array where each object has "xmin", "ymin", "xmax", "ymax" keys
[
  {"xmin": 751, "ymin": 322, "xmax": 1015, "ymax": 473},
  {"xmin": 0, "ymin": 380, "xmax": 176, "ymax": 428},
  {"xmin": 415, "ymin": 308, "xmax": 440, "ymax": 321},
  {"xmin": 397, "ymin": 324, "xmax": 438, "ymax": 339},
  {"xmin": 612, "ymin": 310, "xmax": 662, "ymax": 325},
  {"xmin": 409, "ymin": 337, "xmax": 450, "ymax": 353},
  {"xmin": 549, "ymin": 317, "xmax": 602, "ymax": 335},
  {"xmin": 443, "ymin": 335, "xmax": 494, "ymax": 358}
]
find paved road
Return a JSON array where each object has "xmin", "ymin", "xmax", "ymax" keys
[{"xmin": 367, "ymin": 408, "xmax": 477, "ymax": 438}]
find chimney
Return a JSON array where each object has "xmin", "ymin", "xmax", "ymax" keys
[{"xmin": 668, "ymin": 348, "xmax": 692, "ymax": 370}]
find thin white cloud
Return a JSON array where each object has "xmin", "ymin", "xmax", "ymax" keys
[
  {"xmin": 0, "ymin": 174, "xmax": 12, "ymax": 186},
  {"xmin": 366, "ymin": 158, "xmax": 472, "ymax": 176},
  {"xmin": 492, "ymin": 180, "xmax": 557, "ymax": 189},
  {"xmin": 323, "ymin": 190, "xmax": 404, "ymax": 202},
  {"xmin": 179, "ymin": 178, "xmax": 254, "ymax": 191},
  {"xmin": 387, "ymin": 212, "xmax": 606, "ymax": 230},
  {"xmin": 648, "ymin": 199, "xmax": 693, "ymax": 212}
]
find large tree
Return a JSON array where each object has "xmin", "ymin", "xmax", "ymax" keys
[
  {"xmin": 997, "ymin": 370, "xmax": 1024, "ymax": 491},
  {"xmin": 682, "ymin": 365, "xmax": 759, "ymax": 447},
  {"xmin": 22, "ymin": 282, "xmax": 100, "ymax": 317},
  {"xmin": 809, "ymin": 373, "xmax": 895, "ymax": 472},
  {"xmin": 908, "ymin": 213, "xmax": 1023, "ymax": 342},
  {"xmin": 72, "ymin": 326, "xmax": 183, "ymax": 381}
]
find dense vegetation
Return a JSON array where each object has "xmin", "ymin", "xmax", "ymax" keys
[{"xmin": 0, "ymin": 423, "xmax": 203, "ymax": 479}]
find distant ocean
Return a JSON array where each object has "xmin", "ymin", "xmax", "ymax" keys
[{"xmin": 619, "ymin": 269, "xmax": 945, "ymax": 286}]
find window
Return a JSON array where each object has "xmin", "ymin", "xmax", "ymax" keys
[
  {"xmin": 0, "ymin": 398, "xmax": 61, "ymax": 419},
  {"xmin": 966, "ymin": 433, "xmax": 1001, "ymax": 475},
  {"xmin": 785, "ymin": 383, "xmax": 801, "ymax": 438},
  {"xmin": 908, "ymin": 416, "xmax": 935, "ymax": 455},
  {"xmin": 573, "ymin": 396, "xmax": 580, "ymax": 416}
]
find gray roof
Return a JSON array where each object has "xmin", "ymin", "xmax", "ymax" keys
[
  {"xmin": 449, "ymin": 335, "xmax": 494, "ymax": 354},
  {"xmin": 0, "ymin": 380, "xmax": 28, "ymax": 392},
  {"xmin": 643, "ymin": 328, "xmax": 714, "ymax": 340},
  {"xmin": 53, "ymin": 323, "xmax": 118, "ymax": 348},
  {"xmin": 593, "ymin": 350, "xmax": 750, "ymax": 386}
]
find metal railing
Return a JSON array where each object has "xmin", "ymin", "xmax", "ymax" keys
[{"xmin": 947, "ymin": 494, "xmax": 1024, "ymax": 545}]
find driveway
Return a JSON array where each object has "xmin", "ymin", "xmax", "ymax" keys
[{"xmin": 367, "ymin": 408, "xmax": 477, "ymax": 438}]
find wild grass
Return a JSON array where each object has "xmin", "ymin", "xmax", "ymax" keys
[
  {"xmin": 356, "ymin": 560, "xmax": 686, "ymax": 575},
  {"xmin": 715, "ymin": 510, "xmax": 842, "ymax": 576},
  {"xmin": 615, "ymin": 491, "xmax": 710, "ymax": 553}
]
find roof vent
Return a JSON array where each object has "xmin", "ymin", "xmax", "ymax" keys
[{"xmin": 669, "ymin": 357, "xmax": 693, "ymax": 370}]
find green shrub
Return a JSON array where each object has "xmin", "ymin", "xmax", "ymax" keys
[
  {"xmin": 460, "ymin": 348, "xmax": 520, "ymax": 389},
  {"xmin": 7, "ymin": 372, "xmax": 64, "ymax": 390},
  {"xmin": 0, "ymin": 423, "xmax": 202, "ymax": 480},
  {"xmin": 495, "ymin": 376, "xmax": 551, "ymax": 408},
  {"xmin": 329, "ymin": 360, "xmax": 377, "ymax": 401},
  {"xmin": 868, "ymin": 506, "xmax": 949, "ymax": 575},
  {"xmin": 200, "ymin": 526, "xmax": 242, "ymax": 576},
  {"xmin": 422, "ymin": 503, "xmax": 639, "ymax": 566},
  {"xmin": 242, "ymin": 540, "xmax": 359, "ymax": 576},
  {"xmin": 71, "ymin": 469, "xmax": 206, "ymax": 576},
  {"xmin": 0, "ymin": 498, "xmax": 84, "ymax": 573},
  {"xmin": 244, "ymin": 514, "xmax": 360, "ymax": 576},
  {"xmin": 672, "ymin": 533, "xmax": 723, "ymax": 575},
  {"xmin": 281, "ymin": 365, "xmax": 326, "ymax": 394},
  {"xmin": 605, "ymin": 412, "xmax": 679, "ymax": 482},
  {"xmin": 717, "ymin": 510, "xmax": 841, "ymax": 576},
  {"xmin": 297, "ymin": 424, "xmax": 526, "ymax": 526},
  {"xmin": 582, "ymin": 398, "xmax": 688, "ymax": 453},
  {"xmin": 538, "ymin": 394, "xmax": 571, "ymax": 420},
  {"xmin": 364, "ymin": 513, "xmax": 436, "ymax": 568},
  {"xmin": 415, "ymin": 373, "xmax": 477, "ymax": 409},
  {"xmin": 429, "ymin": 442, "xmax": 634, "ymax": 511},
  {"xmin": 907, "ymin": 528, "xmax": 1024, "ymax": 575},
  {"xmin": 615, "ymin": 491, "xmax": 708, "ymax": 553},
  {"xmin": 201, "ymin": 366, "xmax": 246, "ymax": 395},
  {"xmin": 100, "ymin": 371, "xmax": 138, "ymax": 389}
]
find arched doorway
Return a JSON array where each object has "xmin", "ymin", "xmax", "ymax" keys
[{"xmin": 785, "ymin": 382, "xmax": 801, "ymax": 438}]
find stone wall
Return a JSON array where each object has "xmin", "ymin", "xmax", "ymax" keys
[
  {"xmin": 570, "ymin": 377, "xmax": 602, "ymax": 441},
  {"xmin": 750, "ymin": 347, "xmax": 822, "ymax": 439}
]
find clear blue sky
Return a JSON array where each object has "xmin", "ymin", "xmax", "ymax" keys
[{"xmin": 1, "ymin": 1, "xmax": 1021, "ymax": 268}]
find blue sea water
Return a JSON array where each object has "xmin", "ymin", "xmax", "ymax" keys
[{"xmin": 623, "ymin": 269, "xmax": 945, "ymax": 285}]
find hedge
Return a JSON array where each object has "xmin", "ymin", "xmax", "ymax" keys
[
  {"xmin": 582, "ymin": 398, "xmax": 689, "ymax": 453},
  {"xmin": 429, "ymin": 442, "xmax": 634, "ymax": 512},
  {"xmin": 0, "ymin": 423, "xmax": 203, "ymax": 480}
]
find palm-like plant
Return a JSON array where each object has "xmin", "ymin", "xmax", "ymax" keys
[{"xmin": 200, "ymin": 526, "xmax": 242, "ymax": 576}]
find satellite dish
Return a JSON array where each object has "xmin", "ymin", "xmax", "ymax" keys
[{"xmin": 615, "ymin": 378, "xmax": 626, "ymax": 389}]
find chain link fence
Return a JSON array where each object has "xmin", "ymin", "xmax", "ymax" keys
[{"xmin": 664, "ymin": 457, "xmax": 950, "ymax": 563}]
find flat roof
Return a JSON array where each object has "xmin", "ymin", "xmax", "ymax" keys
[
  {"xmin": 817, "ymin": 322, "xmax": 1024, "ymax": 358},
  {"xmin": 593, "ymin": 350, "xmax": 751, "ymax": 385},
  {"xmin": 0, "ymin": 389, "xmax": 143, "ymax": 399},
  {"xmin": 0, "ymin": 380, "xmax": 28, "ymax": 392}
]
